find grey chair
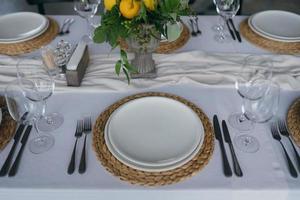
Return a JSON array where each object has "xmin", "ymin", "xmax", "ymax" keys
[{"xmin": 26, "ymin": 0, "xmax": 74, "ymax": 15}]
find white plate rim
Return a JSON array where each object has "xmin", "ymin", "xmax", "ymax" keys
[
  {"xmin": 248, "ymin": 15, "xmax": 300, "ymax": 43},
  {"xmin": 0, "ymin": 109, "xmax": 2, "ymax": 125},
  {"xmin": 249, "ymin": 10, "xmax": 300, "ymax": 42},
  {"xmin": 0, "ymin": 12, "xmax": 49, "ymax": 43},
  {"xmin": 106, "ymin": 96, "xmax": 204, "ymax": 167},
  {"xmin": 104, "ymin": 119, "xmax": 204, "ymax": 172},
  {"xmin": 103, "ymin": 96, "xmax": 205, "ymax": 170}
]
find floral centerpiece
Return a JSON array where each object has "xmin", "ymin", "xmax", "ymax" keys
[{"xmin": 93, "ymin": 0, "xmax": 190, "ymax": 83}]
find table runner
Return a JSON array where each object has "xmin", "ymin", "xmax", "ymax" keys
[{"xmin": 0, "ymin": 51, "xmax": 299, "ymax": 91}]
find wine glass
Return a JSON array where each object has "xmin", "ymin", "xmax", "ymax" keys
[
  {"xmin": 16, "ymin": 57, "xmax": 64, "ymax": 133},
  {"xmin": 212, "ymin": 0, "xmax": 225, "ymax": 32},
  {"xmin": 234, "ymin": 80, "xmax": 280, "ymax": 153},
  {"xmin": 228, "ymin": 55, "xmax": 273, "ymax": 131},
  {"xmin": 5, "ymin": 79, "xmax": 55, "ymax": 154},
  {"xmin": 214, "ymin": 0, "xmax": 240, "ymax": 43},
  {"xmin": 74, "ymin": 0, "xmax": 101, "ymax": 40}
]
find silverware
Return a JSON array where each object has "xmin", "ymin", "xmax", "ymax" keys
[
  {"xmin": 79, "ymin": 117, "xmax": 92, "ymax": 174},
  {"xmin": 226, "ymin": 19, "xmax": 236, "ymax": 41},
  {"xmin": 59, "ymin": 18, "xmax": 71, "ymax": 36},
  {"xmin": 278, "ymin": 119, "xmax": 300, "ymax": 170},
  {"xmin": 222, "ymin": 120, "xmax": 243, "ymax": 177},
  {"xmin": 0, "ymin": 124, "xmax": 26, "ymax": 176},
  {"xmin": 67, "ymin": 120, "xmax": 83, "ymax": 175},
  {"xmin": 63, "ymin": 18, "xmax": 75, "ymax": 34},
  {"xmin": 229, "ymin": 19, "xmax": 242, "ymax": 42},
  {"xmin": 194, "ymin": 16, "xmax": 202, "ymax": 35},
  {"xmin": 270, "ymin": 123, "xmax": 298, "ymax": 178},
  {"xmin": 189, "ymin": 19, "xmax": 197, "ymax": 37},
  {"xmin": 213, "ymin": 115, "xmax": 232, "ymax": 177},
  {"xmin": 8, "ymin": 125, "xmax": 33, "ymax": 177}
]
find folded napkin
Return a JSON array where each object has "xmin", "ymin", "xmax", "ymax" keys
[{"xmin": 0, "ymin": 51, "xmax": 299, "ymax": 92}]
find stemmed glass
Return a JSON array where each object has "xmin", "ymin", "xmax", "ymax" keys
[
  {"xmin": 228, "ymin": 55, "xmax": 273, "ymax": 131},
  {"xmin": 16, "ymin": 57, "xmax": 64, "ymax": 133},
  {"xmin": 5, "ymin": 79, "xmax": 55, "ymax": 154},
  {"xmin": 214, "ymin": 0, "xmax": 240, "ymax": 42},
  {"xmin": 212, "ymin": 0, "xmax": 225, "ymax": 33},
  {"xmin": 234, "ymin": 80, "xmax": 280, "ymax": 153},
  {"xmin": 74, "ymin": 0, "xmax": 101, "ymax": 40}
]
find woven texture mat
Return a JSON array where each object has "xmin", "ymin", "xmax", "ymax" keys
[
  {"xmin": 0, "ymin": 18, "xmax": 59, "ymax": 56},
  {"xmin": 287, "ymin": 98, "xmax": 300, "ymax": 147},
  {"xmin": 120, "ymin": 23, "xmax": 190, "ymax": 54},
  {"xmin": 93, "ymin": 92, "xmax": 214, "ymax": 186},
  {"xmin": 0, "ymin": 97, "xmax": 17, "ymax": 151},
  {"xmin": 240, "ymin": 19, "xmax": 300, "ymax": 54}
]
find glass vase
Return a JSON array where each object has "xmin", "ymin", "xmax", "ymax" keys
[{"xmin": 126, "ymin": 25, "xmax": 160, "ymax": 78}]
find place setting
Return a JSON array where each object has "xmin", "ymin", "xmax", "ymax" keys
[
  {"xmin": 0, "ymin": 12, "xmax": 59, "ymax": 55},
  {"xmin": 240, "ymin": 10, "xmax": 300, "ymax": 54}
]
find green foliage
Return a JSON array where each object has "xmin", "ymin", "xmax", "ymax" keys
[{"xmin": 93, "ymin": 0, "xmax": 190, "ymax": 83}]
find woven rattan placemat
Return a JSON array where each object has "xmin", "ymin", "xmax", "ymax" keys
[
  {"xmin": 240, "ymin": 19, "xmax": 300, "ymax": 54},
  {"xmin": 120, "ymin": 22, "xmax": 190, "ymax": 54},
  {"xmin": 287, "ymin": 98, "xmax": 300, "ymax": 147},
  {"xmin": 93, "ymin": 92, "xmax": 214, "ymax": 186},
  {"xmin": 0, "ymin": 18, "xmax": 59, "ymax": 56},
  {"xmin": 0, "ymin": 97, "xmax": 17, "ymax": 151}
]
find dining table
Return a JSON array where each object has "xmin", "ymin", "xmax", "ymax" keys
[{"xmin": 0, "ymin": 15, "xmax": 300, "ymax": 200}]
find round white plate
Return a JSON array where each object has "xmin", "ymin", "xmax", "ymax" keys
[
  {"xmin": 249, "ymin": 10, "xmax": 300, "ymax": 42},
  {"xmin": 104, "ymin": 96, "xmax": 204, "ymax": 170},
  {"xmin": 105, "ymin": 125, "xmax": 203, "ymax": 172},
  {"xmin": 0, "ymin": 12, "xmax": 49, "ymax": 43}
]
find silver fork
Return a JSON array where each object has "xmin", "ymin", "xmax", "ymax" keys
[
  {"xmin": 278, "ymin": 119, "xmax": 300, "ymax": 170},
  {"xmin": 270, "ymin": 123, "xmax": 298, "ymax": 178},
  {"xmin": 63, "ymin": 18, "xmax": 75, "ymax": 34},
  {"xmin": 67, "ymin": 120, "xmax": 83, "ymax": 175},
  {"xmin": 59, "ymin": 18, "xmax": 71, "ymax": 35},
  {"xmin": 79, "ymin": 117, "xmax": 92, "ymax": 174}
]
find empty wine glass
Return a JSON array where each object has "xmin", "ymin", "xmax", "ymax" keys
[
  {"xmin": 74, "ymin": 0, "xmax": 101, "ymax": 40},
  {"xmin": 228, "ymin": 55, "xmax": 273, "ymax": 131},
  {"xmin": 16, "ymin": 57, "xmax": 64, "ymax": 133},
  {"xmin": 212, "ymin": 0, "xmax": 225, "ymax": 32},
  {"xmin": 214, "ymin": 0, "xmax": 240, "ymax": 42},
  {"xmin": 5, "ymin": 79, "xmax": 55, "ymax": 154},
  {"xmin": 234, "ymin": 80, "xmax": 280, "ymax": 153}
]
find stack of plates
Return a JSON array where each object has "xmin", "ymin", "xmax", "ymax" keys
[
  {"xmin": 0, "ymin": 12, "xmax": 49, "ymax": 44},
  {"xmin": 104, "ymin": 96, "xmax": 204, "ymax": 172},
  {"xmin": 248, "ymin": 10, "xmax": 300, "ymax": 42}
]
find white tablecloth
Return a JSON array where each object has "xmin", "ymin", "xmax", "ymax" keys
[{"xmin": 0, "ymin": 15, "xmax": 300, "ymax": 200}]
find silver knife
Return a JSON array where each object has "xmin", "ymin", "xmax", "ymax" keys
[
  {"xmin": 222, "ymin": 120, "xmax": 243, "ymax": 177},
  {"xmin": 213, "ymin": 115, "xmax": 232, "ymax": 177},
  {"xmin": 0, "ymin": 124, "xmax": 26, "ymax": 176},
  {"xmin": 8, "ymin": 125, "xmax": 32, "ymax": 177}
]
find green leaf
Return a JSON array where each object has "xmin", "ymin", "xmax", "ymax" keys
[
  {"xmin": 124, "ymin": 62, "xmax": 138, "ymax": 73},
  {"xmin": 93, "ymin": 26, "xmax": 106, "ymax": 43},
  {"xmin": 115, "ymin": 60, "xmax": 122, "ymax": 76},
  {"xmin": 122, "ymin": 68, "xmax": 131, "ymax": 84},
  {"xmin": 120, "ymin": 50, "xmax": 127, "ymax": 61}
]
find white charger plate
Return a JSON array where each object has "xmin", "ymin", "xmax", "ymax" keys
[
  {"xmin": 104, "ymin": 96, "xmax": 204, "ymax": 171},
  {"xmin": 249, "ymin": 10, "xmax": 300, "ymax": 42},
  {"xmin": 0, "ymin": 12, "xmax": 49, "ymax": 44}
]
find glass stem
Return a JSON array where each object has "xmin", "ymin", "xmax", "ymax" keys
[{"xmin": 86, "ymin": 18, "xmax": 93, "ymax": 39}]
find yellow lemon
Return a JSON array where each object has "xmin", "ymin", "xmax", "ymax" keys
[
  {"xmin": 143, "ymin": 0, "xmax": 156, "ymax": 11},
  {"xmin": 104, "ymin": 0, "xmax": 117, "ymax": 11},
  {"xmin": 120, "ymin": 0, "xmax": 141, "ymax": 19}
]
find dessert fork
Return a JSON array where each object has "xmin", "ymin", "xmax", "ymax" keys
[
  {"xmin": 79, "ymin": 117, "xmax": 92, "ymax": 174},
  {"xmin": 278, "ymin": 119, "xmax": 300, "ymax": 170},
  {"xmin": 270, "ymin": 123, "xmax": 298, "ymax": 178},
  {"xmin": 67, "ymin": 120, "xmax": 83, "ymax": 174}
]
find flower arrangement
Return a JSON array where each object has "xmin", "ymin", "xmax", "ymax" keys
[{"xmin": 93, "ymin": 0, "xmax": 190, "ymax": 83}]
